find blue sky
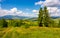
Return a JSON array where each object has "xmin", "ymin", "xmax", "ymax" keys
[
  {"xmin": 0, "ymin": 0, "xmax": 43, "ymax": 17},
  {"xmin": 0, "ymin": 0, "xmax": 60, "ymax": 17},
  {"xmin": 1, "ymin": 0, "xmax": 41, "ymax": 10}
]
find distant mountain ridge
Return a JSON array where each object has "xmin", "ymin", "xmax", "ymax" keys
[
  {"xmin": 0, "ymin": 15, "xmax": 29, "ymax": 19},
  {"xmin": 51, "ymin": 16, "xmax": 60, "ymax": 19},
  {"xmin": 0, "ymin": 15, "xmax": 60, "ymax": 20}
]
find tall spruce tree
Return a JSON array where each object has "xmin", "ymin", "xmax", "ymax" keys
[
  {"xmin": 38, "ymin": 6, "xmax": 51, "ymax": 27},
  {"xmin": 38, "ymin": 7, "xmax": 43, "ymax": 27},
  {"xmin": 43, "ymin": 6, "xmax": 51, "ymax": 27}
]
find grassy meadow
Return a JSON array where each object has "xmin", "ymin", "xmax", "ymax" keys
[
  {"xmin": 0, "ymin": 26, "xmax": 60, "ymax": 38},
  {"xmin": 0, "ymin": 18, "xmax": 60, "ymax": 38}
]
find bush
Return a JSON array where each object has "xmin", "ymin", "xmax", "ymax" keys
[{"xmin": 0, "ymin": 19, "xmax": 8, "ymax": 28}]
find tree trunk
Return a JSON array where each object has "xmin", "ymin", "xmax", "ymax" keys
[{"xmin": 39, "ymin": 23, "xmax": 43, "ymax": 27}]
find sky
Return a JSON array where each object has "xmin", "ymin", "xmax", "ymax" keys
[{"xmin": 0, "ymin": 0, "xmax": 60, "ymax": 17}]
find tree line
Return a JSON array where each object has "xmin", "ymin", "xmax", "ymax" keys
[{"xmin": 0, "ymin": 19, "xmax": 38, "ymax": 28}]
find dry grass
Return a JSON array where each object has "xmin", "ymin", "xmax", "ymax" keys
[{"xmin": 0, "ymin": 27, "xmax": 60, "ymax": 38}]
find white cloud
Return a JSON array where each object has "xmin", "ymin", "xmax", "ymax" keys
[
  {"xmin": 0, "ymin": 7, "xmax": 37, "ymax": 17},
  {"xmin": 32, "ymin": 10, "xmax": 39, "ymax": 14},
  {"xmin": 47, "ymin": 7, "xmax": 58, "ymax": 13},
  {"xmin": 18, "ymin": 13, "xmax": 37, "ymax": 17},
  {"xmin": 35, "ymin": 0, "xmax": 60, "ymax": 17},
  {"xmin": 10, "ymin": 7, "xmax": 17, "ymax": 13},
  {"xmin": 32, "ymin": 7, "xmax": 60, "ymax": 17},
  {"xmin": 47, "ymin": 7, "xmax": 60, "ymax": 17},
  {"xmin": 35, "ymin": 0, "xmax": 60, "ymax": 7}
]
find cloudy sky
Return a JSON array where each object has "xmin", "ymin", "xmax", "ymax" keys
[{"xmin": 0, "ymin": 0, "xmax": 60, "ymax": 17}]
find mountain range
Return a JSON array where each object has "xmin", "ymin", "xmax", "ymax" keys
[
  {"xmin": 0, "ymin": 15, "xmax": 60, "ymax": 20},
  {"xmin": 0, "ymin": 15, "xmax": 29, "ymax": 19}
]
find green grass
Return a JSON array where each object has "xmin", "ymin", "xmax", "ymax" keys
[{"xmin": 0, "ymin": 26, "xmax": 60, "ymax": 38}]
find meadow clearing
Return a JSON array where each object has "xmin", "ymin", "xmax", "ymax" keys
[{"xmin": 0, "ymin": 26, "xmax": 60, "ymax": 38}]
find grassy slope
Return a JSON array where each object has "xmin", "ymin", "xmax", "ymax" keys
[{"xmin": 0, "ymin": 26, "xmax": 60, "ymax": 38}]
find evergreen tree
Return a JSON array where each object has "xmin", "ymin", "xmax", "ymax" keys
[
  {"xmin": 43, "ymin": 6, "xmax": 51, "ymax": 27},
  {"xmin": 38, "ymin": 8, "xmax": 43, "ymax": 27},
  {"xmin": 38, "ymin": 6, "xmax": 51, "ymax": 27}
]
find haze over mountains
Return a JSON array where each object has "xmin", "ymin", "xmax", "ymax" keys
[
  {"xmin": 0, "ymin": 15, "xmax": 29, "ymax": 19},
  {"xmin": 0, "ymin": 15, "xmax": 60, "ymax": 20}
]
